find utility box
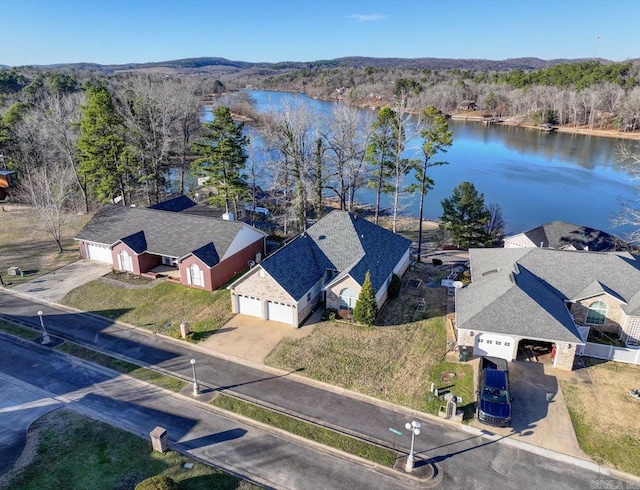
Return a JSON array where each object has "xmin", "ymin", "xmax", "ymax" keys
[
  {"xmin": 180, "ymin": 322, "xmax": 190, "ymax": 339},
  {"xmin": 7, "ymin": 267, "xmax": 21, "ymax": 276},
  {"xmin": 150, "ymin": 426, "xmax": 169, "ymax": 453}
]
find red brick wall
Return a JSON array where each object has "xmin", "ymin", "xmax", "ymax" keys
[
  {"xmin": 211, "ymin": 238, "xmax": 265, "ymax": 290},
  {"xmin": 179, "ymin": 255, "xmax": 213, "ymax": 290},
  {"xmin": 111, "ymin": 242, "xmax": 142, "ymax": 275},
  {"xmin": 79, "ymin": 241, "xmax": 88, "ymax": 260},
  {"xmin": 138, "ymin": 252, "xmax": 161, "ymax": 273}
]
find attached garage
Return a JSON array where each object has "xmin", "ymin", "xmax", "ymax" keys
[
  {"xmin": 267, "ymin": 301, "xmax": 294, "ymax": 325},
  {"xmin": 86, "ymin": 243, "xmax": 112, "ymax": 263},
  {"xmin": 473, "ymin": 333, "xmax": 516, "ymax": 361},
  {"xmin": 236, "ymin": 295, "xmax": 262, "ymax": 318}
]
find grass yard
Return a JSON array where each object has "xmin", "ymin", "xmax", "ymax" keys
[
  {"xmin": 0, "ymin": 319, "xmax": 41, "ymax": 341},
  {"xmin": 266, "ymin": 263, "xmax": 474, "ymax": 418},
  {"xmin": 56, "ymin": 341, "xmax": 187, "ymax": 392},
  {"xmin": 211, "ymin": 394, "xmax": 397, "ymax": 467},
  {"xmin": 0, "ymin": 206, "xmax": 90, "ymax": 287},
  {"xmin": 2, "ymin": 409, "xmax": 257, "ymax": 490},
  {"xmin": 561, "ymin": 359, "xmax": 640, "ymax": 476},
  {"xmin": 61, "ymin": 281, "xmax": 233, "ymax": 342}
]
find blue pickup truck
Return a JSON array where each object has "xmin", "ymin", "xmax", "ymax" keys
[{"xmin": 476, "ymin": 357, "xmax": 512, "ymax": 427}]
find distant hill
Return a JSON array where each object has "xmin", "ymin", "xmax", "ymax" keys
[{"xmin": 3, "ymin": 56, "xmax": 624, "ymax": 74}]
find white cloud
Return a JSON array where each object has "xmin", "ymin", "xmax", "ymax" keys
[{"xmin": 346, "ymin": 14, "xmax": 386, "ymax": 23}]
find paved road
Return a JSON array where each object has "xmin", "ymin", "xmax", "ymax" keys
[
  {"xmin": 0, "ymin": 334, "xmax": 416, "ymax": 490},
  {"xmin": 0, "ymin": 290, "xmax": 628, "ymax": 489}
]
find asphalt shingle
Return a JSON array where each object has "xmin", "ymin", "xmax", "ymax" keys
[{"xmin": 76, "ymin": 205, "xmax": 249, "ymax": 266}]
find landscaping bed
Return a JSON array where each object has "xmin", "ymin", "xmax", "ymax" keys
[
  {"xmin": 61, "ymin": 281, "xmax": 233, "ymax": 342},
  {"xmin": 561, "ymin": 359, "xmax": 640, "ymax": 476}
]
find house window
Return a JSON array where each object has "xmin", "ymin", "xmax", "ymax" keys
[
  {"xmin": 189, "ymin": 263, "xmax": 204, "ymax": 287},
  {"xmin": 339, "ymin": 288, "xmax": 358, "ymax": 310},
  {"xmin": 585, "ymin": 301, "xmax": 607, "ymax": 326},
  {"xmin": 118, "ymin": 250, "xmax": 133, "ymax": 272},
  {"xmin": 306, "ymin": 292, "xmax": 311, "ymax": 302}
]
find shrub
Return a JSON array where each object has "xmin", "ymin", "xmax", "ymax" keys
[
  {"xmin": 135, "ymin": 475, "xmax": 180, "ymax": 490},
  {"xmin": 353, "ymin": 271, "xmax": 377, "ymax": 326},
  {"xmin": 388, "ymin": 273, "xmax": 401, "ymax": 299},
  {"xmin": 322, "ymin": 308, "xmax": 337, "ymax": 321}
]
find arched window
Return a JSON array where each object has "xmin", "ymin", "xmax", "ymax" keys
[
  {"xmin": 189, "ymin": 263, "xmax": 203, "ymax": 287},
  {"xmin": 339, "ymin": 288, "xmax": 358, "ymax": 310},
  {"xmin": 118, "ymin": 250, "xmax": 133, "ymax": 272},
  {"xmin": 585, "ymin": 301, "xmax": 607, "ymax": 326}
]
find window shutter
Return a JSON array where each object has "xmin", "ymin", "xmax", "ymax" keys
[
  {"xmin": 186, "ymin": 265, "xmax": 192, "ymax": 285},
  {"xmin": 199, "ymin": 270, "xmax": 204, "ymax": 287}
]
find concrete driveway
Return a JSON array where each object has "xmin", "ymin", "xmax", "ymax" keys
[
  {"xmin": 11, "ymin": 260, "xmax": 112, "ymax": 303},
  {"xmin": 471, "ymin": 361, "xmax": 588, "ymax": 459},
  {"xmin": 201, "ymin": 313, "xmax": 318, "ymax": 364}
]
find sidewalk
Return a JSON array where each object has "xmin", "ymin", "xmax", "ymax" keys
[{"xmin": 1, "ymin": 289, "xmax": 631, "ymax": 488}]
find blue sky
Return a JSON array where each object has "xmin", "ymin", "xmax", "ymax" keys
[{"xmin": 2, "ymin": 0, "xmax": 638, "ymax": 66}]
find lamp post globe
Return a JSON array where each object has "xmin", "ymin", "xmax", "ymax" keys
[
  {"xmin": 37, "ymin": 310, "xmax": 50, "ymax": 345},
  {"xmin": 404, "ymin": 420, "xmax": 422, "ymax": 472},
  {"xmin": 190, "ymin": 358, "xmax": 199, "ymax": 396}
]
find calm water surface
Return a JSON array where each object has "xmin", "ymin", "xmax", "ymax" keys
[{"xmin": 201, "ymin": 90, "xmax": 638, "ymax": 236}]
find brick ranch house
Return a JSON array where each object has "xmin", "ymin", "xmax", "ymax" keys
[
  {"xmin": 228, "ymin": 210, "xmax": 412, "ymax": 327},
  {"xmin": 455, "ymin": 247, "xmax": 640, "ymax": 370},
  {"xmin": 75, "ymin": 203, "xmax": 267, "ymax": 291}
]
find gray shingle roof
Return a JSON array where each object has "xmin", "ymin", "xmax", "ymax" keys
[
  {"xmin": 258, "ymin": 211, "xmax": 411, "ymax": 300},
  {"xmin": 148, "ymin": 195, "xmax": 197, "ymax": 213},
  {"xmin": 457, "ymin": 265, "xmax": 583, "ymax": 343},
  {"xmin": 76, "ymin": 204, "xmax": 252, "ymax": 267},
  {"xmin": 518, "ymin": 220, "xmax": 620, "ymax": 251},
  {"xmin": 461, "ymin": 247, "xmax": 640, "ymax": 341}
]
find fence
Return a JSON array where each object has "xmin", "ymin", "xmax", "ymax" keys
[{"xmin": 581, "ymin": 342, "xmax": 640, "ymax": 366}]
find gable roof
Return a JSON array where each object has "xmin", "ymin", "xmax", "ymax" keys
[
  {"xmin": 253, "ymin": 211, "xmax": 411, "ymax": 301},
  {"xmin": 457, "ymin": 265, "xmax": 583, "ymax": 343},
  {"xmin": 76, "ymin": 204, "xmax": 263, "ymax": 267},
  {"xmin": 509, "ymin": 220, "xmax": 621, "ymax": 252},
  {"xmin": 460, "ymin": 248, "xmax": 640, "ymax": 341},
  {"xmin": 148, "ymin": 195, "xmax": 197, "ymax": 213}
]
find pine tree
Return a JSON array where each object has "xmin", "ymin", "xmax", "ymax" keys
[
  {"xmin": 440, "ymin": 182, "xmax": 491, "ymax": 248},
  {"xmin": 77, "ymin": 86, "xmax": 129, "ymax": 204},
  {"xmin": 191, "ymin": 106, "xmax": 248, "ymax": 215},
  {"xmin": 353, "ymin": 271, "xmax": 378, "ymax": 326}
]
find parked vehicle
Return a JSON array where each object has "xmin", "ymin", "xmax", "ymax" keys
[{"xmin": 476, "ymin": 357, "xmax": 512, "ymax": 427}]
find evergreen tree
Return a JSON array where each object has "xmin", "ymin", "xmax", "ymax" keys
[
  {"xmin": 365, "ymin": 107, "xmax": 399, "ymax": 224},
  {"xmin": 353, "ymin": 271, "xmax": 377, "ymax": 326},
  {"xmin": 191, "ymin": 106, "xmax": 249, "ymax": 215},
  {"xmin": 415, "ymin": 106, "xmax": 452, "ymax": 260},
  {"xmin": 77, "ymin": 86, "xmax": 129, "ymax": 204},
  {"xmin": 440, "ymin": 182, "xmax": 491, "ymax": 248}
]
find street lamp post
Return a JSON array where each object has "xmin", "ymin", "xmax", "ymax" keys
[
  {"xmin": 190, "ymin": 358, "xmax": 199, "ymax": 396},
  {"xmin": 37, "ymin": 310, "xmax": 50, "ymax": 345},
  {"xmin": 404, "ymin": 420, "xmax": 422, "ymax": 472}
]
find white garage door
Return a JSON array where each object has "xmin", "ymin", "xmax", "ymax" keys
[
  {"xmin": 267, "ymin": 301, "xmax": 294, "ymax": 325},
  {"xmin": 86, "ymin": 243, "xmax": 112, "ymax": 263},
  {"xmin": 237, "ymin": 295, "xmax": 262, "ymax": 318},
  {"xmin": 473, "ymin": 333, "xmax": 515, "ymax": 361}
]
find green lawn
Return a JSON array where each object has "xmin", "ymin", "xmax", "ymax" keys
[
  {"xmin": 61, "ymin": 281, "xmax": 233, "ymax": 342},
  {"xmin": 212, "ymin": 394, "xmax": 397, "ymax": 466},
  {"xmin": 4, "ymin": 409, "xmax": 257, "ymax": 490},
  {"xmin": 56, "ymin": 342, "xmax": 187, "ymax": 392},
  {"xmin": 265, "ymin": 317, "xmax": 474, "ymax": 419},
  {"xmin": 0, "ymin": 320, "xmax": 41, "ymax": 341},
  {"xmin": 561, "ymin": 359, "xmax": 640, "ymax": 476}
]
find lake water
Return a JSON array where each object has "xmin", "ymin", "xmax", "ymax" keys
[{"xmin": 199, "ymin": 90, "xmax": 638, "ymax": 237}]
